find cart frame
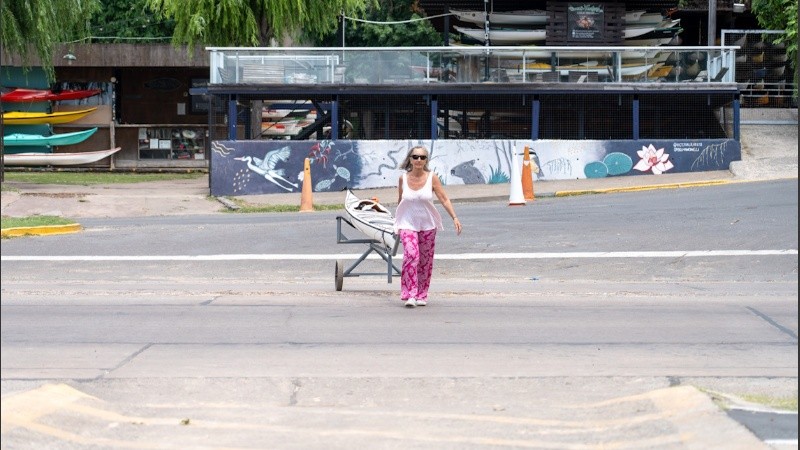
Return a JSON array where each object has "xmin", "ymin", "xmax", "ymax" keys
[{"xmin": 335, "ymin": 215, "xmax": 401, "ymax": 291}]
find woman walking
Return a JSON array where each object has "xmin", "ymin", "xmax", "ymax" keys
[{"xmin": 394, "ymin": 146, "xmax": 462, "ymax": 308}]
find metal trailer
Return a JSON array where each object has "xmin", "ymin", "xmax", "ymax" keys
[{"xmin": 334, "ymin": 215, "xmax": 400, "ymax": 291}]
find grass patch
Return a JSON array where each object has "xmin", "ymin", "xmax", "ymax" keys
[
  {"xmin": 225, "ymin": 198, "xmax": 343, "ymax": 213},
  {"xmin": 738, "ymin": 394, "xmax": 798, "ymax": 411},
  {"xmin": 2, "ymin": 171, "xmax": 205, "ymax": 185},
  {"xmin": 700, "ymin": 387, "xmax": 799, "ymax": 412},
  {"xmin": 1, "ymin": 215, "xmax": 76, "ymax": 230}
]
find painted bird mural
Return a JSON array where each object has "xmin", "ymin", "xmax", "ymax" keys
[{"xmin": 235, "ymin": 146, "xmax": 298, "ymax": 192}]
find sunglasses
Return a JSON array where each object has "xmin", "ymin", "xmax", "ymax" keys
[{"xmin": 410, "ymin": 154, "xmax": 428, "ymax": 160}]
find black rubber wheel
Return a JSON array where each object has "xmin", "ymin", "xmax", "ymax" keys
[{"xmin": 335, "ymin": 260, "xmax": 344, "ymax": 291}]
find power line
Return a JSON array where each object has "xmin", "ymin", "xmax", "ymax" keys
[
  {"xmin": 342, "ymin": 12, "xmax": 454, "ymax": 25},
  {"xmin": 64, "ymin": 36, "xmax": 172, "ymax": 44}
]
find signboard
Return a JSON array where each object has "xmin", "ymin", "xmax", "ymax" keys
[
  {"xmin": 568, "ymin": 4, "xmax": 605, "ymax": 41},
  {"xmin": 190, "ymin": 78, "xmax": 215, "ymax": 115}
]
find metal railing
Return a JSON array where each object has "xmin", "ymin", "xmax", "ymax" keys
[
  {"xmin": 207, "ymin": 46, "xmax": 739, "ymax": 85},
  {"xmin": 721, "ymin": 29, "xmax": 795, "ymax": 107}
]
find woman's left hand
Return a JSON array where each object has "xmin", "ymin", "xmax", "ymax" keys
[{"xmin": 453, "ymin": 217, "xmax": 462, "ymax": 235}]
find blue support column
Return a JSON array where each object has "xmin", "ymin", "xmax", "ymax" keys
[
  {"xmin": 227, "ymin": 95, "xmax": 238, "ymax": 140},
  {"xmin": 632, "ymin": 95, "xmax": 640, "ymax": 141},
  {"xmin": 331, "ymin": 95, "xmax": 339, "ymax": 140},
  {"xmin": 733, "ymin": 94, "xmax": 741, "ymax": 141},
  {"xmin": 531, "ymin": 95, "xmax": 540, "ymax": 140},
  {"xmin": 430, "ymin": 96, "xmax": 438, "ymax": 140}
]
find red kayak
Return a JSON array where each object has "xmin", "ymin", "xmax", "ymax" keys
[{"xmin": 1, "ymin": 88, "xmax": 102, "ymax": 103}]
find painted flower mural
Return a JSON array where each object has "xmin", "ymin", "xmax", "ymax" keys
[{"xmin": 633, "ymin": 144, "xmax": 674, "ymax": 175}]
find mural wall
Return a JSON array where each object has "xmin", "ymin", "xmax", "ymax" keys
[{"xmin": 209, "ymin": 138, "xmax": 741, "ymax": 196}]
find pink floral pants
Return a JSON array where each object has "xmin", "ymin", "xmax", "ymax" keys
[{"xmin": 398, "ymin": 229, "xmax": 437, "ymax": 301}]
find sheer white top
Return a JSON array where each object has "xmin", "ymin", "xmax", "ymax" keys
[{"xmin": 394, "ymin": 172, "xmax": 443, "ymax": 233}]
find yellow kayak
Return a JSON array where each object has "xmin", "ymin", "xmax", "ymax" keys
[{"xmin": 2, "ymin": 107, "xmax": 98, "ymax": 125}]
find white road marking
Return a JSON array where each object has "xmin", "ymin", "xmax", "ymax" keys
[
  {"xmin": 2, "ymin": 250, "xmax": 796, "ymax": 262},
  {"xmin": 764, "ymin": 440, "xmax": 799, "ymax": 446}
]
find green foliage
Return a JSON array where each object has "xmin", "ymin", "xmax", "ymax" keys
[
  {"xmin": 225, "ymin": 198, "xmax": 343, "ymax": 213},
  {"xmin": 0, "ymin": 0, "xmax": 101, "ymax": 81},
  {"xmin": 89, "ymin": 0, "xmax": 174, "ymax": 41},
  {"xmin": 2, "ymin": 171, "xmax": 204, "ymax": 185},
  {"xmin": 751, "ymin": 0, "xmax": 798, "ymax": 95},
  {"xmin": 318, "ymin": 0, "xmax": 442, "ymax": 47},
  {"xmin": 145, "ymin": 0, "xmax": 374, "ymax": 47}
]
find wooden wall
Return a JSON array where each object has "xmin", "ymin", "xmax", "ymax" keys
[{"xmin": 117, "ymin": 67, "xmax": 209, "ymax": 125}]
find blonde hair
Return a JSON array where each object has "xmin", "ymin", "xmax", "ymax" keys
[{"xmin": 399, "ymin": 145, "xmax": 430, "ymax": 172}]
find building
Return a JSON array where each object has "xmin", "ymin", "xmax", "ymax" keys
[
  {"xmin": 1, "ymin": 0, "xmax": 794, "ymax": 186},
  {"xmin": 2, "ymin": 43, "xmax": 213, "ymax": 170}
]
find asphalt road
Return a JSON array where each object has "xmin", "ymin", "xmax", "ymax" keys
[{"xmin": 1, "ymin": 179, "xmax": 797, "ymax": 449}]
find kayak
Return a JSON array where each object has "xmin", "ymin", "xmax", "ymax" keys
[
  {"xmin": 3, "ymin": 128, "xmax": 98, "ymax": 147},
  {"xmin": 3, "ymin": 147, "xmax": 121, "ymax": 166},
  {"xmin": 2, "ymin": 107, "xmax": 98, "ymax": 125},
  {"xmin": 1, "ymin": 88, "xmax": 102, "ymax": 103},
  {"xmin": 344, "ymin": 189, "xmax": 397, "ymax": 250}
]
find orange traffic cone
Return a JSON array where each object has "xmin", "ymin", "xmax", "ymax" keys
[
  {"xmin": 508, "ymin": 149, "xmax": 526, "ymax": 206},
  {"xmin": 300, "ymin": 158, "xmax": 313, "ymax": 212},
  {"xmin": 522, "ymin": 146, "xmax": 535, "ymax": 201}
]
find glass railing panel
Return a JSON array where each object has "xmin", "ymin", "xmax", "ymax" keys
[{"xmin": 207, "ymin": 46, "xmax": 738, "ymax": 86}]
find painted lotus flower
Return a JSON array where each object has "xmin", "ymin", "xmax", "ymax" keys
[{"xmin": 633, "ymin": 144, "xmax": 674, "ymax": 174}]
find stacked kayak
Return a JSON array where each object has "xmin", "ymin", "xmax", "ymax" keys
[
  {"xmin": 2, "ymin": 85, "xmax": 107, "ymax": 166},
  {"xmin": 3, "ymin": 128, "xmax": 98, "ymax": 149},
  {"xmin": 2, "ymin": 107, "xmax": 98, "ymax": 125},
  {"xmin": 3, "ymin": 147, "xmax": 121, "ymax": 166},
  {"xmin": 1, "ymin": 88, "xmax": 101, "ymax": 103}
]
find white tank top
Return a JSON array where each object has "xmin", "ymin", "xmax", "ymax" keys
[{"xmin": 394, "ymin": 172, "xmax": 443, "ymax": 232}]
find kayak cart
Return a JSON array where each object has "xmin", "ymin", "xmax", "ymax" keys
[
  {"xmin": 335, "ymin": 190, "xmax": 402, "ymax": 291},
  {"xmin": 334, "ymin": 215, "xmax": 401, "ymax": 291}
]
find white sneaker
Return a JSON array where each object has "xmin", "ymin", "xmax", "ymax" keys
[
  {"xmin": 415, "ymin": 299, "xmax": 427, "ymax": 306},
  {"xmin": 404, "ymin": 298, "xmax": 417, "ymax": 308}
]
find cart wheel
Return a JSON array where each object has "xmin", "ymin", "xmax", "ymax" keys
[{"xmin": 335, "ymin": 260, "xmax": 344, "ymax": 291}]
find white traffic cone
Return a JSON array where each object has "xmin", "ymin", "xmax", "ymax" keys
[{"xmin": 508, "ymin": 148, "xmax": 526, "ymax": 206}]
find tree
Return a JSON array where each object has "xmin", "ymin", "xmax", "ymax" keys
[
  {"xmin": 751, "ymin": 0, "xmax": 798, "ymax": 96},
  {"xmin": 318, "ymin": 0, "xmax": 443, "ymax": 47},
  {"xmin": 88, "ymin": 0, "xmax": 174, "ymax": 42},
  {"xmin": 144, "ymin": 0, "xmax": 376, "ymax": 48},
  {"xmin": 1, "ymin": 0, "xmax": 100, "ymax": 181},
  {"xmin": 1, "ymin": 0, "xmax": 101, "ymax": 80}
]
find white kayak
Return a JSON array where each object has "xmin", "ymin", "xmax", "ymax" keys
[
  {"xmin": 3, "ymin": 147, "xmax": 121, "ymax": 166},
  {"xmin": 344, "ymin": 189, "xmax": 397, "ymax": 250}
]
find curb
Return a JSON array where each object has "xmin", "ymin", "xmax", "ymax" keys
[
  {"xmin": 1, "ymin": 223, "xmax": 82, "ymax": 238},
  {"xmin": 553, "ymin": 179, "xmax": 733, "ymax": 197},
  {"xmin": 215, "ymin": 196, "xmax": 240, "ymax": 211}
]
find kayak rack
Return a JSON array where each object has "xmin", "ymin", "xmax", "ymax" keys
[{"xmin": 335, "ymin": 215, "xmax": 400, "ymax": 291}]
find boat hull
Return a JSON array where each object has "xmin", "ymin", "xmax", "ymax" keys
[
  {"xmin": 450, "ymin": 9, "xmax": 657, "ymax": 26},
  {"xmin": 3, "ymin": 128, "xmax": 98, "ymax": 147},
  {"xmin": 451, "ymin": 9, "xmax": 548, "ymax": 26},
  {"xmin": 514, "ymin": 62, "xmax": 655, "ymax": 78},
  {"xmin": 1, "ymin": 88, "xmax": 101, "ymax": 103},
  {"xmin": 2, "ymin": 107, "xmax": 98, "ymax": 125},
  {"xmin": 2, "ymin": 147, "xmax": 121, "ymax": 166},
  {"xmin": 344, "ymin": 189, "xmax": 397, "ymax": 250},
  {"xmin": 455, "ymin": 26, "xmax": 547, "ymax": 44}
]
